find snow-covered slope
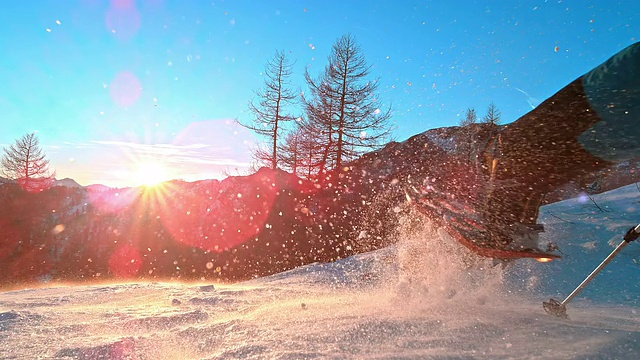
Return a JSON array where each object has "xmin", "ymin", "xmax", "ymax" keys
[
  {"xmin": 1, "ymin": 183, "xmax": 639, "ymax": 359},
  {"xmin": 509, "ymin": 183, "xmax": 640, "ymax": 306}
]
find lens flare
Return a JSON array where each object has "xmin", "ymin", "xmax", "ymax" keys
[
  {"xmin": 109, "ymin": 72, "xmax": 142, "ymax": 107},
  {"xmin": 133, "ymin": 162, "xmax": 170, "ymax": 187}
]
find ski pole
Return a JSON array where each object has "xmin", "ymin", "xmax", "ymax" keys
[{"xmin": 543, "ymin": 223, "xmax": 640, "ymax": 319}]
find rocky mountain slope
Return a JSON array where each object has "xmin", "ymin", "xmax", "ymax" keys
[{"xmin": 1, "ymin": 122, "xmax": 638, "ymax": 287}]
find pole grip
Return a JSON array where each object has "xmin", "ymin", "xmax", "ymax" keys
[{"xmin": 623, "ymin": 224, "xmax": 640, "ymax": 242}]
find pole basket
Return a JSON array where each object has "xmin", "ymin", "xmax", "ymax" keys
[{"xmin": 543, "ymin": 298, "xmax": 568, "ymax": 319}]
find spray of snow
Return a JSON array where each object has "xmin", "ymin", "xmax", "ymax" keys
[{"xmin": 390, "ymin": 208, "xmax": 506, "ymax": 306}]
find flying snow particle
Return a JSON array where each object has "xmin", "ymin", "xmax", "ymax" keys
[
  {"xmin": 46, "ymin": 28, "xmax": 51, "ymax": 32},
  {"xmin": 578, "ymin": 193, "xmax": 589, "ymax": 203},
  {"xmin": 373, "ymin": 108, "xmax": 381, "ymax": 115},
  {"xmin": 56, "ymin": 20, "xmax": 62, "ymax": 25},
  {"xmin": 360, "ymin": 131, "xmax": 367, "ymax": 139},
  {"xmin": 51, "ymin": 224, "xmax": 65, "ymax": 235},
  {"xmin": 206, "ymin": 262, "xmax": 214, "ymax": 269}
]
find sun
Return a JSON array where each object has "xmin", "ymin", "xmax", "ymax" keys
[{"xmin": 133, "ymin": 162, "xmax": 170, "ymax": 187}]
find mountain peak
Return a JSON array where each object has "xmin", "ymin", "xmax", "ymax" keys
[{"xmin": 53, "ymin": 178, "xmax": 82, "ymax": 188}]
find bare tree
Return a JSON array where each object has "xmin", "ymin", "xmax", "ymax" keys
[
  {"xmin": 278, "ymin": 125, "xmax": 303, "ymax": 176},
  {"xmin": 458, "ymin": 107, "xmax": 478, "ymax": 161},
  {"xmin": 279, "ymin": 115, "xmax": 330, "ymax": 179},
  {"xmin": 240, "ymin": 50, "xmax": 297, "ymax": 170},
  {"xmin": 477, "ymin": 102, "xmax": 502, "ymax": 169},
  {"xmin": 460, "ymin": 107, "xmax": 477, "ymax": 127},
  {"xmin": 482, "ymin": 102, "xmax": 501, "ymax": 126},
  {"xmin": 302, "ymin": 67, "xmax": 337, "ymax": 178},
  {"xmin": 306, "ymin": 34, "xmax": 392, "ymax": 170},
  {"xmin": 1, "ymin": 132, "xmax": 55, "ymax": 192}
]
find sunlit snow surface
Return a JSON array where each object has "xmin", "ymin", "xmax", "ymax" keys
[{"xmin": 2, "ymin": 185, "xmax": 640, "ymax": 359}]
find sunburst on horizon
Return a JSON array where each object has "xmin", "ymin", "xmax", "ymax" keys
[{"xmin": 132, "ymin": 161, "xmax": 172, "ymax": 187}]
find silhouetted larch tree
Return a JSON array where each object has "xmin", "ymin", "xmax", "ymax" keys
[
  {"xmin": 279, "ymin": 126, "xmax": 303, "ymax": 176},
  {"xmin": 479, "ymin": 102, "xmax": 502, "ymax": 168},
  {"xmin": 305, "ymin": 34, "xmax": 392, "ymax": 171},
  {"xmin": 281, "ymin": 112, "xmax": 335, "ymax": 179},
  {"xmin": 482, "ymin": 102, "xmax": 501, "ymax": 126},
  {"xmin": 460, "ymin": 107, "xmax": 477, "ymax": 127},
  {"xmin": 459, "ymin": 107, "xmax": 478, "ymax": 161},
  {"xmin": 241, "ymin": 50, "xmax": 296, "ymax": 170},
  {"xmin": 301, "ymin": 66, "xmax": 338, "ymax": 177},
  {"xmin": 1, "ymin": 132, "xmax": 55, "ymax": 192}
]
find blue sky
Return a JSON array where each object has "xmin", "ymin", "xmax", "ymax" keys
[{"xmin": 0, "ymin": 0, "xmax": 638, "ymax": 187}]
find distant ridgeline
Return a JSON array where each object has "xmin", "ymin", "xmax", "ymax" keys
[{"xmin": 1, "ymin": 125, "xmax": 638, "ymax": 287}]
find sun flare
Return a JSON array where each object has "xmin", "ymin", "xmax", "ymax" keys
[{"xmin": 133, "ymin": 162, "xmax": 170, "ymax": 187}]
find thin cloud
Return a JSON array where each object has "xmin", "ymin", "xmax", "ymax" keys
[
  {"xmin": 85, "ymin": 140, "xmax": 249, "ymax": 166},
  {"xmin": 514, "ymin": 87, "xmax": 539, "ymax": 109},
  {"xmin": 46, "ymin": 138, "xmax": 253, "ymax": 187}
]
